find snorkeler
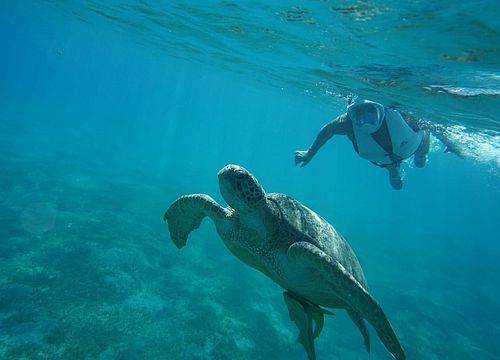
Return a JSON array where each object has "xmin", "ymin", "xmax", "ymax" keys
[{"xmin": 295, "ymin": 97, "xmax": 464, "ymax": 190}]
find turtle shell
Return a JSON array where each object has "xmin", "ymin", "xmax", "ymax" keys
[{"xmin": 267, "ymin": 193, "xmax": 368, "ymax": 289}]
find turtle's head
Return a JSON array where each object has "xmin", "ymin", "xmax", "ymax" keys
[{"xmin": 218, "ymin": 164, "xmax": 266, "ymax": 213}]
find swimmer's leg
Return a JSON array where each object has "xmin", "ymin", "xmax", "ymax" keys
[
  {"xmin": 386, "ymin": 163, "xmax": 402, "ymax": 190},
  {"xmin": 414, "ymin": 131, "xmax": 430, "ymax": 168}
]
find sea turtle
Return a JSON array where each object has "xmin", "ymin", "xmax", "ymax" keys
[{"xmin": 164, "ymin": 164, "xmax": 406, "ymax": 360}]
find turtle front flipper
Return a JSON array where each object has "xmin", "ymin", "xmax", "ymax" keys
[
  {"xmin": 283, "ymin": 291, "xmax": 334, "ymax": 360},
  {"xmin": 164, "ymin": 194, "xmax": 228, "ymax": 248},
  {"xmin": 287, "ymin": 242, "xmax": 406, "ymax": 360}
]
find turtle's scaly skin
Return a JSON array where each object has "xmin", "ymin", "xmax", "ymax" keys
[
  {"xmin": 163, "ymin": 194, "xmax": 230, "ymax": 248},
  {"xmin": 164, "ymin": 164, "xmax": 405, "ymax": 360}
]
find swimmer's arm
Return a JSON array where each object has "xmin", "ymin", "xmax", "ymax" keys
[
  {"xmin": 295, "ymin": 114, "xmax": 351, "ymax": 167},
  {"xmin": 402, "ymin": 113, "xmax": 466, "ymax": 158}
]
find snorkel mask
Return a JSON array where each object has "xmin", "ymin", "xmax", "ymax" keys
[{"xmin": 347, "ymin": 97, "xmax": 385, "ymax": 134}]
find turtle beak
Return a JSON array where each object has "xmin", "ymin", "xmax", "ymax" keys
[
  {"xmin": 218, "ymin": 164, "xmax": 250, "ymax": 208},
  {"xmin": 218, "ymin": 165, "xmax": 237, "ymax": 201}
]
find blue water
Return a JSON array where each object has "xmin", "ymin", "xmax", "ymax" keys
[{"xmin": 0, "ymin": 1, "xmax": 499, "ymax": 359}]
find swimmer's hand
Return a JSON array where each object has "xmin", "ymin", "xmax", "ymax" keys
[{"xmin": 294, "ymin": 150, "xmax": 312, "ymax": 167}]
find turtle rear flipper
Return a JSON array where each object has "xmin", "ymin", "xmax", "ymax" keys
[
  {"xmin": 283, "ymin": 291, "xmax": 334, "ymax": 360},
  {"xmin": 348, "ymin": 310, "xmax": 370, "ymax": 353},
  {"xmin": 164, "ymin": 194, "xmax": 226, "ymax": 248},
  {"xmin": 287, "ymin": 242, "xmax": 406, "ymax": 360}
]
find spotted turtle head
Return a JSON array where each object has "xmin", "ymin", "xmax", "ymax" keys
[{"xmin": 218, "ymin": 164, "xmax": 266, "ymax": 213}]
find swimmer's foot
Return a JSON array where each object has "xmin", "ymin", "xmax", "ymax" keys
[
  {"xmin": 389, "ymin": 175, "xmax": 403, "ymax": 190},
  {"xmin": 386, "ymin": 164, "xmax": 403, "ymax": 190},
  {"xmin": 414, "ymin": 154, "xmax": 427, "ymax": 168}
]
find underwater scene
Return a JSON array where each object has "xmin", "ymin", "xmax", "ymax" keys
[{"xmin": 1, "ymin": 1, "xmax": 499, "ymax": 359}]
